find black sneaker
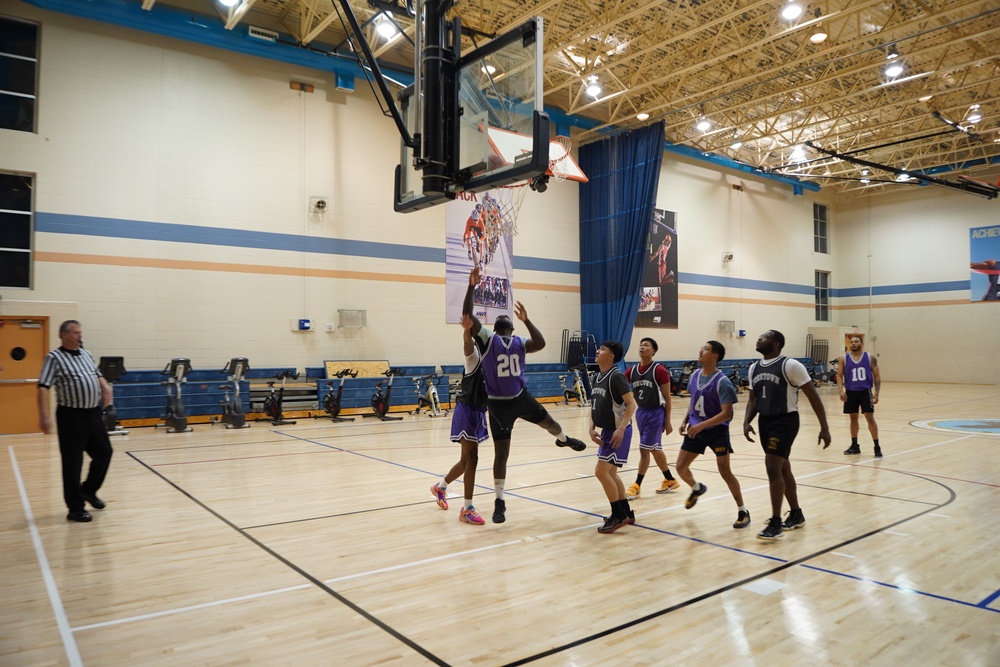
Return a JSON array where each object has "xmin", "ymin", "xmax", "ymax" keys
[
  {"xmin": 625, "ymin": 510, "xmax": 636, "ymax": 526},
  {"xmin": 782, "ymin": 508, "xmax": 806, "ymax": 530},
  {"xmin": 843, "ymin": 445, "xmax": 861, "ymax": 455},
  {"xmin": 83, "ymin": 493, "xmax": 105, "ymax": 510},
  {"xmin": 733, "ymin": 509, "xmax": 751, "ymax": 529},
  {"xmin": 492, "ymin": 498, "xmax": 506, "ymax": 524},
  {"xmin": 598, "ymin": 514, "xmax": 626, "ymax": 533},
  {"xmin": 874, "ymin": 447, "xmax": 883, "ymax": 458},
  {"xmin": 557, "ymin": 436, "xmax": 587, "ymax": 452},
  {"xmin": 67, "ymin": 510, "xmax": 92, "ymax": 523},
  {"xmin": 757, "ymin": 516, "xmax": 783, "ymax": 540},
  {"xmin": 685, "ymin": 483, "xmax": 707, "ymax": 509}
]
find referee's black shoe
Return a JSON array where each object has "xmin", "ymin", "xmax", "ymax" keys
[
  {"xmin": 84, "ymin": 493, "xmax": 106, "ymax": 510},
  {"xmin": 67, "ymin": 510, "xmax": 93, "ymax": 522}
]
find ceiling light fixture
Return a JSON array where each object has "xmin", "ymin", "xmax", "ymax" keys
[
  {"xmin": 886, "ymin": 43, "xmax": 900, "ymax": 60},
  {"xmin": 585, "ymin": 75, "xmax": 602, "ymax": 98},
  {"xmin": 896, "ymin": 173, "xmax": 911, "ymax": 182},
  {"xmin": 861, "ymin": 169, "xmax": 870, "ymax": 176},
  {"xmin": 810, "ymin": 24, "xmax": 828, "ymax": 43},
  {"xmin": 885, "ymin": 62, "xmax": 904, "ymax": 78},
  {"xmin": 636, "ymin": 112, "xmax": 650, "ymax": 121},
  {"xmin": 860, "ymin": 178, "xmax": 871, "ymax": 184},
  {"xmin": 376, "ymin": 15, "xmax": 398, "ymax": 38},
  {"xmin": 218, "ymin": 0, "xmax": 239, "ymax": 7},
  {"xmin": 731, "ymin": 141, "xmax": 743, "ymax": 150},
  {"xmin": 696, "ymin": 118, "xmax": 711, "ymax": 132},
  {"xmin": 781, "ymin": 2, "xmax": 803, "ymax": 20},
  {"xmin": 918, "ymin": 94, "xmax": 933, "ymax": 102}
]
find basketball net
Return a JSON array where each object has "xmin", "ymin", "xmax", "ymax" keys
[{"xmin": 486, "ymin": 136, "xmax": 573, "ymax": 240}]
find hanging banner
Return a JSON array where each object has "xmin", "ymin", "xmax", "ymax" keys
[
  {"xmin": 445, "ymin": 190, "xmax": 516, "ymax": 324},
  {"xmin": 635, "ymin": 208, "xmax": 679, "ymax": 328},
  {"xmin": 970, "ymin": 224, "xmax": 1000, "ymax": 302}
]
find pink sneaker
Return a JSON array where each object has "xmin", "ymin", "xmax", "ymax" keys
[
  {"xmin": 430, "ymin": 484, "xmax": 448, "ymax": 510},
  {"xmin": 459, "ymin": 506, "xmax": 485, "ymax": 525}
]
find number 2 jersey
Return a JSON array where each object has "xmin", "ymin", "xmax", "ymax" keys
[
  {"xmin": 476, "ymin": 328, "xmax": 528, "ymax": 399},
  {"xmin": 625, "ymin": 362, "xmax": 671, "ymax": 408}
]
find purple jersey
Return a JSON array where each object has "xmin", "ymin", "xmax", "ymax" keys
[
  {"xmin": 843, "ymin": 352, "xmax": 873, "ymax": 391},
  {"xmin": 479, "ymin": 331, "xmax": 528, "ymax": 398},
  {"xmin": 687, "ymin": 370, "xmax": 731, "ymax": 427}
]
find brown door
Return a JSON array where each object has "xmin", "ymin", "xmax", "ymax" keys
[{"xmin": 0, "ymin": 317, "xmax": 48, "ymax": 434}]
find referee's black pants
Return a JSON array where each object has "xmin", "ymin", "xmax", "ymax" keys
[{"xmin": 56, "ymin": 406, "xmax": 114, "ymax": 513}]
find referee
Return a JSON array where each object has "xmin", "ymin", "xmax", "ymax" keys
[{"xmin": 37, "ymin": 320, "xmax": 114, "ymax": 523}]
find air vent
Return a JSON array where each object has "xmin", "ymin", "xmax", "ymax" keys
[{"xmin": 248, "ymin": 26, "xmax": 278, "ymax": 42}]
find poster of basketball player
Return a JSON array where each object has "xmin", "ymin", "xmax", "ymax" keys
[
  {"xmin": 444, "ymin": 190, "xmax": 516, "ymax": 323},
  {"xmin": 635, "ymin": 209, "xmax": 678, "ymax": 328},
  {"xmin": 970, "ymin": 224, "xmax": 1000, "ymax": 302}
]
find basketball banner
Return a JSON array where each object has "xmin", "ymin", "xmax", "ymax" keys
[
  {"xmin": 445, "ymin": 190, "xmax": 516, "ymax": 324},
  {"xmin": 969, "ymin": 224, "xmax": 1000, "ymax": 302},
  {"xmin": 635, "ymin": 208, "xmax": 679, "ymax": 328}
]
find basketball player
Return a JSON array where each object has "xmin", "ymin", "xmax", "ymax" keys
[
  {"xmin": 463, "ymin": 266, "xmax": 587, "ymax": 524},
  {"xmin": 623, "ymin": 337, "xmax": 679, "ymax": 500},
  {"xmin": 838, "ymin": 336, "xmax": 881, "ymax": 457},
  {"xmin": 589, "ymin": 340, "xmax": 637, "ymax": 534},
  {"xmin": 650, "ymin": 234, "xmax": 675, "ymax": 285},
  {"xmin": 743, "ymin": 330, "xmax": 831, "ymax": 541},
  {"xmin": 971, "ymin": 259, "xmax": 999, "ymax": 301},
  {"xmin": 676, "ymin": 341, "xmax": 750, "ymax": 529},
  {"xmin": 429, "ymin": 315, "xmax": 489, "ymax": 525}
]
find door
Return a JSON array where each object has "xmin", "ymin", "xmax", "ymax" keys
[{"xmin": 0, "ymin": 317, "xmax": 48, "ymax": 434}]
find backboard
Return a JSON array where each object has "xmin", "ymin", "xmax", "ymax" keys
[{"xmin": 395, "ymin": 17, "xmax": 551, "ymax": 212}]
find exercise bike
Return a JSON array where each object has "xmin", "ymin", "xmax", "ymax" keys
[
  {"xmin": 98, "ymin": 356, "xmax": 129, "ymax": 436},
  {"xmin": 259, "ymin": 369, "xmax": 299, "ymax": 426},
  {"xmin": 560, "ymin": 366, "xmax": 590, "ymax": 407},
  {"xmin": 364, "ymin": 367, "xmax": 404, "ymax": 421},
  {"xmin": 411, "ymin": 373, "xmax": 447, "ymax": 417},
  {"xmin": 671, "ymin": 361, "xmax": 697, "ymax": 396},
  {"xmin": 214, "ymin": 357, "xmax": 250, "ymax": 429},
  {"xmin": 156, "ymin": 358, "xmax": 193, "ymax": 433},
  {"xmin": 726, "ymin": 364, "xmax": 750, "ymax": 394},
  {"xmin": 320, "ymin": 368, "xmax": 357, "ymax": 422}
]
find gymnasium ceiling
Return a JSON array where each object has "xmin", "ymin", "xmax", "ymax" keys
[{"xmin": 119, "ymin": 0, "xmax": 1000, "ymax": 196}]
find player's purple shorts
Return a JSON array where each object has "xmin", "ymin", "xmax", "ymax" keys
[
  {"xmin": 635, "ymin": 406, "xmax": 665, "ymax": 450},
  {"xmin": 450, "ymin": 402, "xmax": 489, "ymax": 443},
  {"xmin": 597, "ymin": 424, "xmax": 633, "ymax": 467}
]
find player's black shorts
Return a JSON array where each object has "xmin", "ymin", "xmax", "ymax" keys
[
  {"xmin": 681, "ymin": 425, "xmax": 733, "ymax": 456},
  {"xmin": 487, "ymin": 390, "xmax": 548, "ymax": 441},
  {"xmin": 757, "ymin": 412, "xmax": 800, "ymax": 459},
  {"xmin": 843, "ymin": 389, "xmax": 874, "ymax": 414}
]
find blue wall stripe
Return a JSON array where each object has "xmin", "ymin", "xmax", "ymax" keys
[
  {"xmin": 679, "ymin": 272, "xmax": 813, "ymax": 295},
  {"xmin": 36, "ymin": 212, "xmax": 579, "ymax": 274},
  {"xmin": 834, "ymin": 281, "xmax": 969, "ymax": 297}
]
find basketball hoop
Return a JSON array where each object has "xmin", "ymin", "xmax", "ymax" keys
[{"xmin": 484, "ymin": 135, "xmax": 575, "ymax": 239}]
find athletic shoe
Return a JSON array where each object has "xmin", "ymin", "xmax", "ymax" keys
[
  {"xmin": 625, "ymin": 483, "xmax": 641, "ymax": 500},
  {"xmin": 430, "ymin": 484, "xmax": 448, "ymax": 510},
  {"xmin": 66, "ymin": 510, "xmax": 92, "ymax": 523},
  {"xmin": 782, "ymin": 508, "xmax": 806, "ymax": 530},
  {"xmin": 656, "ymin": 479, "xmax": 681, "ymax": 494},
  {"xmin": 685, "ymin": 483, "xmax": 707, "ymax": 509},
  {"xmin": 874, "ymin": 447, "xmax": 883, "ymax": 458},
  {"xmin": 733, "ymin": 509, "xmax": 751, "ymax": 529},
  {"xmin": 598, "ymin": 514, "xmax": 626, "ymax": 533},
  {"xmin": 843, "ymin": 444, "xmax": 861, "ymax": 455},
  {"xmin": 625, "ymin": 510, "xmax": 636, "ymax": 525},
  {"xmin": 492, "ymin": 498, "xmax": 506, "ymax": 524},
  {"xmin": 757, "ymin": 516, "xmax": 784, "ymax": 540},
  {"xmin": 459, "ymin": 507, "xmax": 485, "ymax": 525},
  {"xmin": 557, "ymin": 436, "xmax": 587, "ymax": 452}
]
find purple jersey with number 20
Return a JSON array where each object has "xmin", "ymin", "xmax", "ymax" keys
[{"xmin": 479, "ymin": 332, "xmax": 527, "ymax": 398}]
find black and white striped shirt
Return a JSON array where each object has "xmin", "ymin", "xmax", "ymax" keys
[{"xmin": 38, "ymin": 347, "xmax": 104, "ymax": 409}]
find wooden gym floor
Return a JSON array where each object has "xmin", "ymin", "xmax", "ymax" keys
[{"xmin": 2, "ymin": 382, "xmax": 998, "ymax": 666}]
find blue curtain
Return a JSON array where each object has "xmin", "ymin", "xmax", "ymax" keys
[{"xmin": 578, "ymin": 122, "xmax": 665, "ymax": 353}]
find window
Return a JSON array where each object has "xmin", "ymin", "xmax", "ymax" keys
[
  {"xmin": 813, "ymin": 202, "xmax": 828, "ymax": 254},
  {"xmin": 814, "ymin": 270, "xmax": 830, "ymax": 322},
  {"xmin": 0, "ymin": 16, "xmax": 39, "ymax": 133},
  {"xmin": 0, "ymin": 172, "xmax": 33, "ymax": 288}
]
